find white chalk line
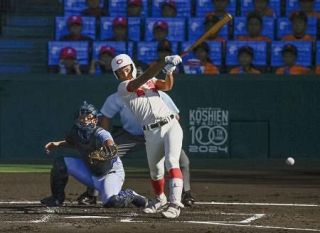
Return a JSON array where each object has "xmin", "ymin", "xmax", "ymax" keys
[
  {"xmin": 240, "ymin": 214, "xmax": 265, "ymax": 224},
  {"xmin": 65, "ymin": 216, "xmax": 111, "ymax": 219}
]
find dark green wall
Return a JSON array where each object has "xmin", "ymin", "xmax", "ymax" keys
[{"xmin": 0, "ymin": 74, "xmax": 319, "ymax": 161}]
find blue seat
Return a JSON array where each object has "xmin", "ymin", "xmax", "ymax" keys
[
  {"xmin": 55, "ymin": 16, "xmax": 96, "ymax": 40},
  {"xmin": 286, "ymin": 0, "xmax": 320, "ymax": 16},
  {"xmin": 240, "ymin": 0, "xmax": 280, "ymax": 17},
  {"xmin": 108, "ymin": 0, "xmax": 148, "ymax": 17},
  {"xmin": 151, "ymin": 0, "xmax": 191, "ymax": 17},
  {"xmin": 195, "ymin": 0, "xmax": 237, "ymax": 17},
  {"xmin": 277, "ymin": 17, "xmax": 317, "ymax": 39},
  {"xmin": 64, "ymin": 0, "xmax": 105, "ymax": 16},
  {"xmin": 145, "ymin": 18, "xmax": 186, "ymax": 42},
  {"xmin": 48, "ymin": 41, "xmax": 89, "ymax": 65},
  {"xmin": 188, "ymin": 17, "xmax": 229, "ymax": 41},
  {"xmin": 100, "ymin": 17, "xmax": 141, "ymax": 41},
  {"xmin": 234, "ymin": 17, "xmax": 274, "ymax": 40},
  {"xmin": 226, "ymin": 41, "xmax": 268, "ymax": 66},
  {"xmin": 181, "ymin": 41, "xmax": 223, "ymax": 66},
  {"xmin": 136, "ymin": 41, "xmax": 178, "ymax": 64},
  {"xmin": 92, "ymin": 41, "xmax": 134, "ymax": 59},
  {"xmin": 316, "ymin": 42, "xmax": 320, "ymax": 65},
  {"xmin": 271, "ymin": 41, "xmax": 312, "ymax": 66}
]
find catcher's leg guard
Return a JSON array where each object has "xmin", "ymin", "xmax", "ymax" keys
[
  {"xmin": 50, "ymin": 157, "xmax": 69, "ymax": 203},
  {"xmin": 103, "ymin": 189, "xmax": 147, "ymax": 208}
]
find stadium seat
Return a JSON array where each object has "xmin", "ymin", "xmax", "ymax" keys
[
  {"xmin": 48, "ymin": 41, "xmax": 89, "ymax": 65},
  {"xmin": 100, "ymin": 17, "xmax": 141, "ymax": 41},
  {"xmin": 316, "ymin": 42, "xmax": 320, "ymax": 65},
  {"xmin": 277, "ymin": 17, "xmax": 317, "ymax": 39},
  {"xmin": 271, "ymin": 41, "xmax": 312, "ymax": 67},
  {"xmin": 108, "ymin": 0, "xmax": 148, "ymax": 17},
  {"xmin": 195, "ymin": 0, "xmax": 237, "ymax": 17},
  {"xmin": 234, "ymin": 17, "xmax": 275, "ymax": 40},
  {"xmin": 226, "ymin": 41, "xmax": 268, "ymax": 66},
  {"xmin": 64, "ymin": 0, "xmax": 105, "ymax": 16},
  {"xmin": 151, "ymin": 0, "xmax": 191, "ymax": 17},
  {"xmin": 181, "ymin": 41, "xmax": 223, "ymax": 66},
  {"xmin": 145, "ymin": 18, "xmax": 186, "ymax": 41},
  {"xmin": 188, "ymin": 17, "xmax": 229, "ymax": 41},
  {"xmin": 286, "ymin": 0, "xmax": 320, "ymax": 16},
  {"xmin": 55, "ymin": 16, "xmax": 96, "ymax": 40},
  {"xmin": 92, "ymin": 41, "xmax": 134, "ymax": 59},
  {"xmin": 240, "ymin": 0, "xmax": 281, "ymax": 17},
  {"xmin": 136, "ymin": 41, "xmax": 178, "ymax": 64}
]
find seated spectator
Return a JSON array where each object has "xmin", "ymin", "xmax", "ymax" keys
[
  {"xmin": 282, "ymin": 11, "xmax": 315, "ymax": 41},
  {"xmin": 128, "ymin": 0, "xmax": 143, "ymax": 17},
  {"xmin": 161, "ymin": 0, "xmax": 177, "ymax": 17},
  {"xmin": 204, "ymin": 14, "xmax": 226, "ymax": 42},
  {"xmin": 153, "ymin": 20, "xmax": 169, "ymax": 42},
  {"xmin": 299, "ymin": 0, "xmax": 320, "ymax": 19},
  {"xmin": 229, "ymin": 46, "xmax": 261, "ymax": 74},
  {"xmin": 60, "ymin": 16, "xmax": 93, "ymax": 41},
  {"xmin": 237, "ymin": 12, "xmax": 271, "ymax": 42},
  {"xmin": 192, "ymin": 42, "xmax": 219, "ymax": 74},
  {"xmin": 253, "ymin": 0, "xmax": 275, "ymax": 17},
  {"xmin": 212, "ymin": 0, "xmax": 230, "ymax": 18},
  {"xmin": 80, "ymin": 0, "xmax": 107, "ymax": 19},
  {"xmin": 89, "ymin": 45, "xmax": 115, "ymax": 74},
  {"xmin": 275, "ymin": 44, "xmax": 311, "ymax": 75},
  {"xmin": 105, "ymin": 17, "xmax": 128, "ymax": 41},
  {"xmin": 50, "ymin": 47, "xmax": 84, "ymax": 75}
]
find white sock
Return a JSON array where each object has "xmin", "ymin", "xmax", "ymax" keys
[{"xmin": 169, "ymin": 178, "xmax": 183, "ymax": 204}]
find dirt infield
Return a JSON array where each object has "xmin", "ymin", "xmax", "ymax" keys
[{"xmin": 0, "ymin": 159, "xmax": 319, "ymax": 233}]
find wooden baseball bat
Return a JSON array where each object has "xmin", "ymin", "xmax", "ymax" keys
[{"xmin": 135, "ymin": 13, "xmax": 233, "ymax": 82}]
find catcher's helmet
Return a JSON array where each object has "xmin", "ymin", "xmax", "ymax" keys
[{"xmin": 111, "ymin": 54, "xmax": 137, "ymax": 79}]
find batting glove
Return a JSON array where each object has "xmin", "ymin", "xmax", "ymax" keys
[
  {"xmin": 162, "ymin": 63, "xmax": 176, "ymax": 74},
  {"xmin": 165, "ymin": 55, "xmax": 182, "ymax": 66}
]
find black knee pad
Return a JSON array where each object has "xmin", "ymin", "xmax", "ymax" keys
[{"xmin": 52, "ymin": 157, "xmax": 68, "ymax": 178}]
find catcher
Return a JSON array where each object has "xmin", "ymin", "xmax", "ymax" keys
[{"xmin": 41, "ymin": 101, "xmax": 147, "ymax": 208}]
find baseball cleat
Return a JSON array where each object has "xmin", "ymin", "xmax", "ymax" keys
[
  {"xmin": 126, "ymin": 189, "xmax": 148, "ymax": 208},
  {"xmin": 161, "ymin": 203, "xmax": 183, "ymax": 219},
  {"xmin": 182, "ymin": 190, "xmax": 195, "ymax": 207},
  {"xmin": 40, "ymin": 196, "xmax": 64, "ymax": 207},
  {"xmin": 143, "ymin": 197, "xmax": 167, "ymax": 213},
  {"xmin": 77, "ymin": 191, "xmax": 97, "ymax": 205}
]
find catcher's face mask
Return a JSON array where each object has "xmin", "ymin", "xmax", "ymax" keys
[{"xmin": 77, "ymin": 113, "xmax": 98, "ymax": 130}]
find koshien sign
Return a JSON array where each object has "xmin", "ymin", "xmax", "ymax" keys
[{"xmin": 188, "ymin": 107, "xmax": 229, "ymax": 154}]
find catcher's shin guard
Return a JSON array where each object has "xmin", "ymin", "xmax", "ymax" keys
[
  {"xmin": 103, "ymin": 189, "xmax": 147, "ymax": 208},
  {"xmin": 50, "ymin": 157, "xmax": 69, "ymax": 203}
]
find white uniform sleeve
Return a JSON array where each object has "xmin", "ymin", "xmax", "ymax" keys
[
  {"xmin": 158, "ymin": 91, "xmax": 180, "ymax": 114},
  {"xmin": 100, "ymin": 93, "xmax": 121, "ymax": 118},
  {"xmin": 117, "ymin": 80, "xmax": 131, "ymax": 97}
]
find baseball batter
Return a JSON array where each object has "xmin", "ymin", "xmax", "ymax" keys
[
  {"xmin": 40, "ymin": 101, "xmax": 147, "ymax": 208},
  {"xmin": 78, "ymin": 91, "xmax": 195, "ymax": 206},
  {"xmin": 110, "ymin": 53, "xmax": 184, "ymax": 219}
]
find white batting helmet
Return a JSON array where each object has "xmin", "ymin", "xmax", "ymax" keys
[{"xmin": 111, "ymin": 54, "xmax": 137, "ymax": 79}]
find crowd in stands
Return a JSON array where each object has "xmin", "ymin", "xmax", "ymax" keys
[{"xmin": 48, "ymin": 0, "xmax": 320, "ymax": 76}]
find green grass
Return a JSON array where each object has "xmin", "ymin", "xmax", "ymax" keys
[{"xmin": 0, "ymin": 164, "xmax": 51, "ymax": 173}]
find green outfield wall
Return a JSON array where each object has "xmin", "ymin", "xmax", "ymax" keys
[{"xmin": 0, "ymin": 74, "xmax": 319, "ymax": 161}]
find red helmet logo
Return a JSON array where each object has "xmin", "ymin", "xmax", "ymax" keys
[{"xmin": 116, "ymin": 59, "xmax": 123, "ymax": 64}]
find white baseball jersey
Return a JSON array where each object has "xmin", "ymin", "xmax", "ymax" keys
[
  {"xmin": 100, "ymin": 91, "xmax": 179, "ymax": 136},
  {"xmin": 117, "ymin": 78, "xmax": 174, "ymax": 126}
]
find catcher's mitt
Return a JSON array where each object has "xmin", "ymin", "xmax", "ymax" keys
[{"xmin": 88, "ymin": 144, "xmax": 118, "ymax": 164}]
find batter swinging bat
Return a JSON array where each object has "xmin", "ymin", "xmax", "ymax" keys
[{"xmin": 138, "ymin": 13, "xmax": 233, "ymax": 79}]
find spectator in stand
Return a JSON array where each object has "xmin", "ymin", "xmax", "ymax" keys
[
  {"xmin": 282, "ymin": 11, "xmax": 315, "ymax": 41},
  {"xmin": 105, "ymin": 17, "xmax": 128, "ymax": 41},
  {"xmin": 253, "ymin": 0, "xmax": 275, "ymax": 17},
  {"xmin": 237, "ymin": 12, "xmax": 271, "ymax": 42},
  {"xmin": 299, "ymin": 0, "xmax": 320, "ymax": 19},
  {"xmin": 230, "ymin": 46, "xmax": 261, "ymax": 74},
  {"xmin": 193, "ymin": 42, "xmax": 219, "ymax": 74},
  {"xmin": 275, "ymin": 44, "xmax": 311, "ymax": 75},
  {"xmin": 128, "ymin": 0, "xmax": 143, "ymax": 17},
  {"xmin": 60, "ymin": 16, "xmax": 93, "ymax": 41},
  {"xmin": 50, "ymin": 47, "xmax": 84, "ymax": 75},
  {"xmin": 161, "ymin": 0, "xmax": 177, "ymax": 17},
  {"xmin": 204, "ymin": 14, "xmax": 226, "ymax": 42},
  {"xmin": 89, "ymin": 45, "xmax": 115, "ymax": 74},
  {"xmin": 149, "ymin": 39, "xmax": 173, "ymax": 66},
  {"xmin": 153, "ymin": 20, "xmax": 169, "ymax": 42},
  {"xmin": 211, "ymin": 0, "xmax": 230, "ymax": 18},
  {"xmin": 80, "ymin": 0, "xmax": 107, "ymax": 19}
]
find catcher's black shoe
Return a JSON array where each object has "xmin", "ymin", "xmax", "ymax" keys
[
  {"xmin": 40, "ymin": 196, "xmax": 63, "ymax": 207},
  {"xmin": 77, "ymin": 191, "xmax": 97, "ymax": 205},
  {"xmin": 182, "ymin": 190, "xmax": 195, "ymax": 207}
]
